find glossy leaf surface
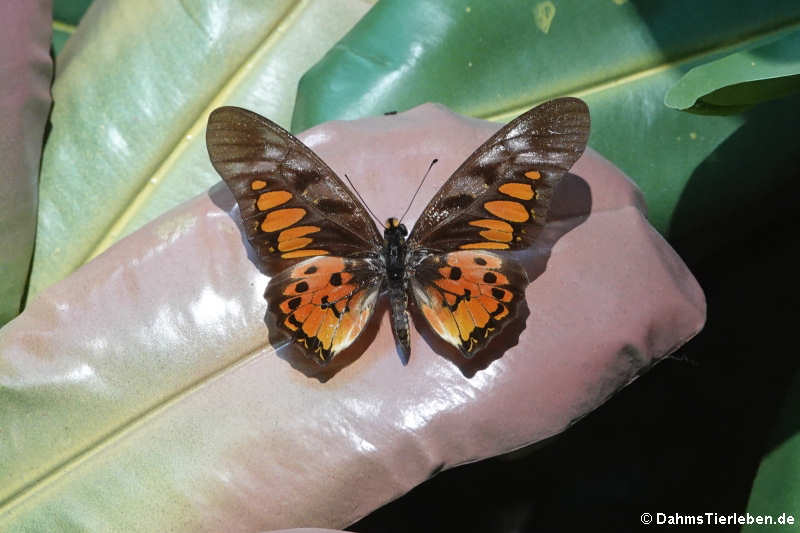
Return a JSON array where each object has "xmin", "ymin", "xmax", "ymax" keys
[
  {"xmin": 29, "ymin": 0, "xmax": 374, "ymax": 298},
  {"xmin": 666, "ymin": 29, "xmax": 800, "ymax": 114},
  {"xmin": 0, "ymin": 0, "xmax": 53, "ymax": 326},
  {"xmin": 0, "ymin": 105, "xmax": 705, "ymax": 532},
  {"xmin": 292, "ymin": 0, "xmax": 800, "ymax": 244},
  {"xmin": 52, "ymin": 0, "xmax": 93, "ymax": 54}
]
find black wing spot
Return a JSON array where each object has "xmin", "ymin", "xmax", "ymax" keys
[
  {"xmin": 316, "ymin": 197, "xmax": 352, "ymax": 214},
  {"xmin": 483, "ymin": 272, "xmax": 497, "ymax": 283},
  {"xmin": 448, "ymin": 266, "xmax": 462, "ymax": 280},
  {"xmin": 440, "ymin": 193, "xmax": 474, "ymax": 212},
  {"xmin": 474, "ymin": 256, "xmax": 488, "ymax": 266},
  {"xmin": 491, "ymin": 287, "xmax": 505, "ymax": 299},
  {"xmin": 288, "ymin": 297, "xmax": 302, "ymax": 310},
  {"xmin": 304, "ymin": 265, "xmax": 318, "ymax": 275},
  {"xmin": 295, "ymin": 281, "xmax": 309, "ymax": 293},
  {"xmin": 330, "ymin": 272, "xmax": 343, "ymax": 286}
]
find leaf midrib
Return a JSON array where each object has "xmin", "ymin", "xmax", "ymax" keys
[{"xmin": 81, "ymin": 0, "xmax": 311, "ymax": 263}]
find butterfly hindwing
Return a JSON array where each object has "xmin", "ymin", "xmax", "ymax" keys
[
  {"xmin": 411, "ymin": 250, "xmax": 527, "ymax": 356},
  {"xmin": 266, "ymin": 255, "xmax": 383, "ymax": 364},
  {"xmin": 408, "ymin": 98, "xmax": 590, "ymax": 253},
  {"xmin": 206, "ymin": 106, "xmax": 382, "ymax": 273}
]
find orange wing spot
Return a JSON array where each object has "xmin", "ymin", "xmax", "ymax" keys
[
  {"xmin": 461, "ymin": 268, "xmax": 509, "ymax": 286},
  {"xmin": 278, "ymin": 225, "xmax": 320, "ymax": 242},
  {"xmin": 479, "ymin": 229, "xmax": 513, "ymax": 242},
  {"xmin": 525, "ymin": 170, "xmax": 542, "ymax": 180},
  {"xmin": 289, "ymin": 256, "xmax": 344, "ymax": 278},
  {"xmin": 422, "ymin": 304, "xmax": 460, "ymax": 344},
  {"xmin": 261, "ymin": 208, "xmax": 306, "ymax": 232},
  {"xmin": 257, "ymin": 190, "xmax": 292, "ymax": 211},
  {"xmin": 469, "ymin": 219, "xmax": 513, "ymax": 232},
  {"xmin": 283, "ymin": 275, "xmax": 328, "ymax": 296},
  {"xmin": 280, "ymin": 293, "xmax": 311, "ymax": 313},
  {"xmin": 332, "ymin": 312, "xmax": 356, "ymax": 349},
  {"xmin": 478, "ymin": 295, "xmax": 500, "ymax": 314},
  {"xmin": 278, "ymin": 237, "xmax": 313, "ymax": 252},
  {"xmin": 499, "ymin": 182, "xmax": 534, "ymax": 200},
  {"xmin": 466, "ymin": 298, "xmax": 491, "ymax": 328},
  {"xmin": 313, "ymin": 283, "xmax": 355, "ymax": 305},
  {"xmin": 459, "ymin": 242, "xmax": 510, "ymax": 250},
  {"xmin": 251, "ymin": 180, "xmax": 267, "ymax": 190},
  {"xmin": 453, "ymin": 302, "xmax": 475, "ymax": 341},
  {"xmin": 283, "ymin": 317, "xmax": 298, "ymax": 331},
  {"xmin": 447, "ymin": 251, "xmax": 502, "ymax": 269},
  {"xmin": 444, "ymin": 292, "xmax": 458, "ymax": 306},
  {"xmin": 484, "ymin": 200, "xmax": 529, "ymax": 222},
  {"xmin": 282, "ymin": 249, "xmax": 329, "ymax": 259},
  {"xmin": 316, "ymin": 309, "xmax": 339, "ymax": 350},
  {"xmin": 293, "ymin": 305, "xmax": 313, "ymax": 322},
  {"xmin": 434, "ymin": 278, "xmax": 480, "ymax": 297},
  {"xmin": 302, "ymin": 307, "xmax": 325, "ymax": 337}
]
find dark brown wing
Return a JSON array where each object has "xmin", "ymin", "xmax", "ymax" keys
[
  {"xmin": 206, "ymin": 106, "xmax": 382, "ymax": 273},
  {"xmin": 408, "ymin": 98, "xmax": 590, "ymax": 252}
]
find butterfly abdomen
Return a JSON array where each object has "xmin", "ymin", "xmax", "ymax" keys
[{"xmin": 389, "ymin": 285, "xmax": 411, "ymax": 358}]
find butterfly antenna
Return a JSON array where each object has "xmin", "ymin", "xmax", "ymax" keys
[
  {"xmin": 344, "ymin": 173, "xmax": 382, "ymax": 225},
  {"xmin": 399, "ymin": 158, "xmax": 438, "ymax": 224}
]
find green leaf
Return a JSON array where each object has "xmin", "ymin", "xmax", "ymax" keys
[
  {"xmin": 28, "ymin": 0, "xmax": 374, "ymax": 298},
  {"xmin": 292, "ymin": 0, "xmax": 800, "ymax": 247},
  {"xmin": 665, "ymin": 29, "xmax": 800, "ymax": 114},
  {"xmin": 744, "ymin": 363, "xmax": 800, "ymax": 532},
  {"xmin": 0, "ymin": 1, "xmax": 53, "ymax": 326},
  {"xmin": 52, "ymin": 0, "xmax": 93, "ymax": 55}
]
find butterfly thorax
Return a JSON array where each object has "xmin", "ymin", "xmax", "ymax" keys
[
  {"xmin": 382, "ymin": 218, "xmax": 409, "ymax": 283},
  {"xmin": 382, "ymin": 217, "xmax": 412, "ymax": 357}
]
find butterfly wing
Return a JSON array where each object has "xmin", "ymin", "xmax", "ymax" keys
[
  {"xmin": 265, "ymin": 255, "xmax": 382, "ymax": 364},
  {"xmin": 411, "ymin": 250, "xmax": 527, "ymax": 357},
  {"xmin": 207, "ymin": 107, "xmax": 385, "ymax": 364},
  {"xmin": 409, "ymin": 98, "xmax": 589, "ymax": 356},
  {"xmin": 206, "ymin": 106, "xmax": 382, "ymax": 273},
  {"xmin": 407, "ymin": 97, "xmax": 590, "ymax": 252}
]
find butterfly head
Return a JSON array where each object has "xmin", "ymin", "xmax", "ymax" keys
[{"xmin": 384, "ymin": 217, "xmax": 408, "ymax": 238}]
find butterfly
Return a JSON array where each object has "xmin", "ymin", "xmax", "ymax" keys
[{"xmin": 206, "ymin": 98, "xmax": 590, "ymax": 365}]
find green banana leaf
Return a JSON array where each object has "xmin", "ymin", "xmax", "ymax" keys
[
  {"xmin": 28, "ymin": 0, "xmax": 375, "ymax": 299},
  {"xmin": 52, "ymin": 0, "xmax": 93, "ymax": 54},
  {"xmin": 0, "ymin": 1, "xmax": 53, "ymax": 326},
  {"xmin": 745, "ymin": 364, "xmax": 800, "ymax": 532},
  {"xmin": 665, "ymin": 29, "xmax": 800, "ymax": 114},
  {"xmin": 292, "ymin": 0, "xmax": 800, "ymax": 252}
]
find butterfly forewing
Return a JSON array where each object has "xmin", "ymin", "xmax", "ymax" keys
[
  {"xmin": 408, "ymin": 97, "xmax": 590, "ymax": 253},
  {"xmin": 206, "ymin": 106, "xmax": 382, "ymax": 273}
]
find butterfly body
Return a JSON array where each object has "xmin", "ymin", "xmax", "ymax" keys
[
  {"xmin": 382, "ymin": 218, "xmax": 413, "ymax": 357},
  {"xmin": 207, "ymin": 99, "xmax": 590, "ymax": 365}
]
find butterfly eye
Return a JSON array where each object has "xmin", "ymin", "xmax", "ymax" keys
[{"xmin": 398, "ymin": 224, "xmax": 408, "ymax": 236}]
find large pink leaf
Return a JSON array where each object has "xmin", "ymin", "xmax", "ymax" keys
[{"xmin": 0, "ymin": 105, "xmax": 705, "ymax": 531}]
